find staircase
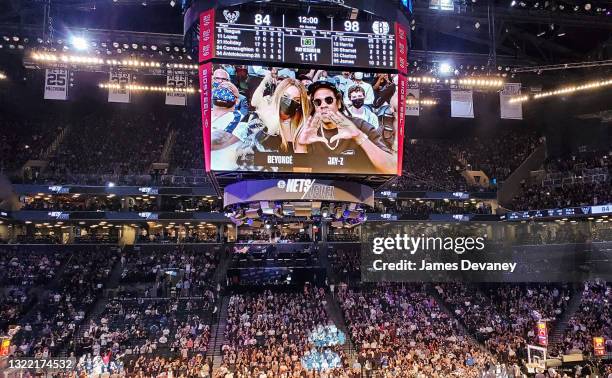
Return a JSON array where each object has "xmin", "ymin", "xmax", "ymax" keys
[
  {"xmin": 324, "ymin": 292, "xmax": 356, "ymax": 363},
  {"xmin": 426, "ymin": 284, "xmax": 487, "ymax": 350},
  {"xmin": 105, "ymin": 250, "xmax": 127, "ymax": 290},
  {"xmin": 208, "ymin": 296, "xmax": 230, "ymax": 373},
  {"xmin": 549, "ymin": 285, "xmax": 584, "ymax": 353},
  {"xmin": 160, "ymin": 129, "xmax": 177, "ymax": 164},
  {"xmin": 213, "ymin": 247, "xmax": 231, "ymax": 285}
]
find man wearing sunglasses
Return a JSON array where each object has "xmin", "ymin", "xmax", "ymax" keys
[{"xmin": 295, "ymin": 81, "xmax": 396, "ymax": 174}]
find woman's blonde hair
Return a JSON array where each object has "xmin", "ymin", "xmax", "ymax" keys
[{"xmin": 268, "ymin": 78, "xmax": 311, "ymax": 152}]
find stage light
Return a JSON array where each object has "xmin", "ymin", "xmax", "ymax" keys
[
  {"xmin": 0, "ymin": 73, "xmax": 6, "ymax": 80},
  {"xmin": 107, "ymin": 182, "xmax": 115, "ymax": 187},
  {"xmin": 511, "ymin": 1, "xmax": 516, "ymax": 6},
  {"xmin": 71, "ymin": 36, "xmax": 89, "ymax": 50},
  {"xmin": 439, "ymin": 62, "xmax": 453, "ymax": 75},
  {"xmin": 474, "ymin": 22, "xmax": 480, "ymax": 29},
  {"xmin": 537, "ymin": 31, "xmax": 546, "ymax": 37},
  {"xmin": 170, "ymin": 0, "xmax": 176, "ymax": 6},
  {"xmin": 585, "ymin": 3, "xmax": 591, "ymax": 10},
  {"xmin": 557, "ymin": 32, "xmax": 566, "ymax": 37}
]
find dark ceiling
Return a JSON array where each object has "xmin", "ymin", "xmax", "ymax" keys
[{"xmin": 0, "ymin": 0, "xmax": 611, "ymax": 80}]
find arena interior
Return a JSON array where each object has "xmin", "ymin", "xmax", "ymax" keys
[{"xmin": 0, "ymin": 0, "xmax": 610, "ymax": 377}]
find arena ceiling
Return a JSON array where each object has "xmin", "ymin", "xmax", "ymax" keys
[{"xmin": 1, "ymin": 0, "xmax": 611, "ymax": 70}]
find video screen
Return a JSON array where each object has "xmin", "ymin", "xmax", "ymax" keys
[{"xmin": 207, "ymin": 65, "xmax": 401, "ymax": 175}]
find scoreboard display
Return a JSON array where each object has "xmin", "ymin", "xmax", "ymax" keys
[{"xmin": 214, "ymin": 7, "xmax": 396, "ymax": 69}]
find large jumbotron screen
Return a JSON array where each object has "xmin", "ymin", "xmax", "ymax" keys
[
  {"xmin": 202, "ymin": 64, "xmax": 405, "ymax": 175},
  {"xmin": 197, "ymin": 3, "xmax": 408, "ymax": 175}
]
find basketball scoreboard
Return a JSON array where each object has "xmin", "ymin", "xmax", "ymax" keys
[{"xmin": 213, "ymin": 8, "xmax": 396, "ymax": 69}]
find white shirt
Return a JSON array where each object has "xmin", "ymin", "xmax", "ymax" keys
[
  {"xmin": 344, "ymin": 81, "xmax": 375, "ymax": 105},
  {"xmin": 349, "ymin": 106, "xmax": 379, "ymax": 129}
]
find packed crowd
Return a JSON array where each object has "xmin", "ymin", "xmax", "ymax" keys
[
  {"xmin": 71, "ymin": 298, "xmax": 212, "ymax": 362},
  {"xmin": 435, "ymin": 283, "xmax": 571, "ymax": 363},
  {"xmin": 375, "ymin": 198, "xmax": 493, "ymax": 217},
  {"xmin": 218, "ymin": 287, "xmax": 350, "ymax": 377},
  {"xmin": 120, "ymin": 245, "xmax": 219, "ymax": 298},
  {"xmin": 9, "ymin": 246, "xmax": 119, "ymax": 358},
  {"xmin": 0, "ymin": 109, "xmax": 66, "ymax": 175},
  {"xmin": 337, "ymin": 284, "xmax": 498, "ymax": 377},
  {"xmin": 42, "ymin": 107, "xmax": 173, "ymax": 183},
  {"xmin": 511, "ymin": 150, "xmax": 610, "ymax": 211},
  {"xmin": 452, "ymin": 131, "xmax": 542, "ymax": 183},
  {"xmin": 558, "ymin": 280, "xmax": 611, "ymax": 355}
]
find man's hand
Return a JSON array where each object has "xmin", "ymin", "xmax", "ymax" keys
[
  {"xmin": 328, "ymin": 111, "xmax": 362, "ymax": 144},
  {"xmin": 296, "ymin": 114, "xmax": 328, "ymax": 146}
]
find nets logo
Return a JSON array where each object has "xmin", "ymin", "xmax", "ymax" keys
[
  {"xmin": 277, "ymin": 179, "xmax": 314, "ymax": 193},
  {"xmin": 138, "ymin": 212, "xmax": 158, "ymax": 220},
  {"xmin": 48, "ymin": 212, "xmax": 69, "ymax": 220},
  {"xmin": 139, "ymin": 187, "xmax": 159, "ymax": 195},
  {"xmin": 48, "ymin": 186, "xmax": 69, "ymax": 194}
]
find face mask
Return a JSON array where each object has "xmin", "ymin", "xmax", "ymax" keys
[
  {"xmin": 279, "ymin": 96, "xmax": 301, "ymax": 117},
  {"xmin": 352, "ymin": 98, "xmax": 365, "ymax": 109},
  {"xmin": 212, "ymin": 87, "xmax": 236, "ymax": 108},
  {"xmin": 354, "ymin": 72, "xmax": 364, "ymax": 80}
]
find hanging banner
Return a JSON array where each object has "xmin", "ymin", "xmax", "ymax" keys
[
  {"xmin": 537, "ymin": 322, "xmax": 548, "ymax": 346},
  {"xmin": 199, "ymin": 62, "xmax": 213, "ymax": 172},
  {"xmin": 451, "ymin": 89, "xmax": 474, "ymax": 118},
  {"xmin": 396, "ymin": 74, "xmax": 407, "ymax": 176},
  {"xmin": 108, "ymin": 70, "xmax": 131, "ymax": 103},
  {"xmin": 500, "ymin": 83, "xmax": 523, "ymax": 120},
  {"xmin": 593, "ymin": 337, "xmax": 605, "ymax": 356},
  {"xmin": 166, "ymin": 70, "xmax": 188, "ymax": 106},
  {"xmin": 44, "ymin": 69, "xmax": 69, "ymax": 100},
  {"xmin": 406, "ymin": 86, "xmax": 420, "ymax": 116}
]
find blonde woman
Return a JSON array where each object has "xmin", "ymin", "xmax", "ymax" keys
[{"xmin": 249, "ymin": 72, "xmax": 311, "ymax": 153}]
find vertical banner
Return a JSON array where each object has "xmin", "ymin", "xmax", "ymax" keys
[
  {"xmin": 396, "ymin": 74, "xmax": 407, "ymax": 176},
  {"xmin": 44, "ymin": 68, "xmax": 69, "ymax": 100},
  {"xmin": 166, "ymin": 70, "xmax": 188, "ymax": 106},
  {"xmin": 593, "ymin": 337, "xmax": 605, "ymax": 356},
  {"xmin": 406, "ymin": 85, "xmax": 420, "ymax": 116},
  {"xmin": 395, "ymin": 23, "xmax": 408, "ymax": 75},
  {"xmin": 537, "ymin": 322, "xmax": 548, "ymax": 346},
  {"xmin": 199, "ymin": 9, "xmax": 215, "ymax": 63},
  {"xmin": 450, "ymin": 89, "xmax": 474, "ymax": 118},
  {"xmin": 199, "ymin": 62, "xmax": 213, "ymax": 172},
  {"xmin": 108, "ymin": 70, "xmax": 131, "ymax": 103},
  {"xmin": 500, "ymin": 83, "xmax": 523, "ymax": 120}
]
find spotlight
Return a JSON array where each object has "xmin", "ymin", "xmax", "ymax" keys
[
  {"xmin": 439, "ymin": 62, "xmax": 453, "ymax": 75},
  {"xmin": 474, "ymin": 21, "xmax": 481, "ymax": 29},
  {"xmin": 170, "ymin": 0, "xmax": 176, "ymax": 6},
  {"xmin": 71, "ymin": 36, "xmax": 89, "ymax": 50},
  {"xmin": 107, "ymin": 182, "xmax": 115, "ymax": 188},
  {"xmin": 511, "ymin": 0, "xmax": 516, "ymax": 5},
  {"xmin": 585, "ymin": 3, "xmax": 591, "ymax": 10}
]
